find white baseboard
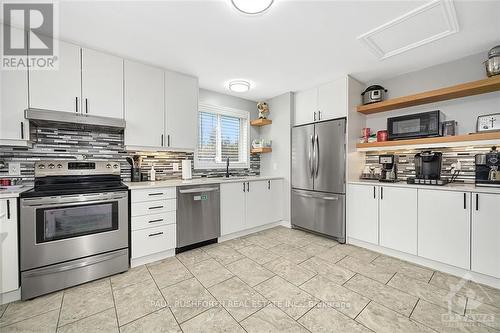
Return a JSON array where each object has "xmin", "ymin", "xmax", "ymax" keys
[
  {"xmin": 219, "ymin": 220, "xmax": 289, "ymax": 242},
  {"xmin": 348, "ymin": 237, "xmax": 500, "ymax": 289},
  {"xmin": 131, "ymin": 249, "xmax": 176, "ymax": 268},
  {"xmin": 0, "ymin": 288, "xmax": 21, "ymax": 305}
]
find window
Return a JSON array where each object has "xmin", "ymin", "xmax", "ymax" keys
[{"xmin": 195, "ymin": 104, "xmax": 249, "ymax": 169}]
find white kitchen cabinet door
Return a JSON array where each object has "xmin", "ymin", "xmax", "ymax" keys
[
  {"xmin": 418, "ymin": 190, "xmax": 470, "ymax": 269},
  {"xmin": 29, "ymin": 40, "xmax": 81, "ymax": 113},
  {"xmin": 246, "ymin": 180, "xmax": 270, "ymax": 228},
  {"xmin": 165, "ymin": 71, "xmax": 198, "ymax": 150},
  {"xmin": 220, "ymin": 182, "xmax": 246, "ymax": 236},
  {"xmin": 0, "ymin": 26, "xmax": 28, "ymax": 142},
  {"xmin": 294, "ymin": 87, "xmax": 318, "ymax": 126},
  {"xmin": 379, "ymin": 186, "xmax": 417, "ymax": 255},
  {"xmin": 318, "ymin": 78, "xmax": 347, "ymax": 121},
  {"xmin": 0, "ymin": 198, "xmax": 19, "ymax": 293},
  {"xmin": 347, "ymin": 184, "xmax": 379, "ymax": 244},
  {"xmin": 268, "ymin": 179, "xmax": 284, "ymax": 223},
  {"xmin": 124, "ymin": 60, "xmax": 165, "ymax": 148},
  {"xmin": 81, "ymin": 48, "xmax": 123, "ymax": 119},
  {"xmin": 471, "ymin": 193, "xmax": 500, "ymax": 278}
]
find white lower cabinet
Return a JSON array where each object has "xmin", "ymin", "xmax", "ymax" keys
[
  {"xmin": 347, "ymin": 184, "xmax": 379, "ymax": 244},
  {"xmin": 221, "ymin": 179, "xmax": 283, "ymax": 236},
  {"xmin": 130, "ymin": 187, "xmax": 176, "ymax": 260},
  {"xmin": 418, "ymin": 189, "xmax": 471, "ymax": 270},
  {"xmin": 471, "ymin": 192, "xmax": 500, "ymax": 278},
  {"xmin": 379, "ymin": 186, "xmax": 418, "ymax": 255},
  {"xmin": 0, "ymin": 198, "xmax": 19, "ymax": 294}
]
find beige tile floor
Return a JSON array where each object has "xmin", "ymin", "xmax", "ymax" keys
[{"xmin": 1, "ymin": 226, "xmax": 500, "ymax": 333}]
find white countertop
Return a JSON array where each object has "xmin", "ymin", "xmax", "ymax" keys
[
  {"xmin": 0, "ymin": 186, "xmax": 33, "ymax": 199},
  {"xmin": 349, "ymin": 180, "xmax": 500, "ymax": 194},
  {"xmin": 125, "ymin": 175, "xmax": 284, "ymax": 190}
]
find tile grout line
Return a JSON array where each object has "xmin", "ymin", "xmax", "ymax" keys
[
  {"xmin": 353, "ymin": 299, "xmax": 372, "ymax": 321},
  {"xmin": 408, "ymin": 298, "xmax": 420, "ymax": 318},
  {"xmin": 385, "ymin": 271, "xmax": 398, "ymax": 286},
  {"xmin": 55, "ymin": 291, "xmax": 65, "ymax": 329},
  {"xmin": 427, "ymin": 271, "xmax": 436, "ymax": 284}
]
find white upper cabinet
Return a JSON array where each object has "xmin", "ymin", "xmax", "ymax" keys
[
  {"xmin": 81, "ymin": 48, "xmax": 123, "ymax": 119},
  {"xmin": 347, "ymin": 184, "xmax": 379, "ymax": 244},
  {"xmin": 418, "ymin": 189, "xmax": 470, "ymax": 270},
  {"xmin": 471, "ymin": 193, "xmax": 500, "ymax": 278},
  {"xmin": 0, "ymin": 25, "xmax": 28, "ymax": 142},
  {"xmin": 318, "ymin": 78, "xmax": 347, "ymax": 121},
  {"xmin": 29, "ymin": 40, "xmax": 81, "ymax": 113},
  {"xmin": 294, "ymin": 87, "xmax": 318, "ymax": 126},
  {"xmin": 294, "ymin": 77, "xmax": 347, "ymax": 126},
  {"xmin": 124, "ymin": 60, "xmax": 165, "ymax": 148},
  {"xmin": 165, "ymin": 71, "xmax": 198, "ymax": 150},
  {"xmin": 379, "ymin": 186, "xmax": 417, "ymax": 255}
]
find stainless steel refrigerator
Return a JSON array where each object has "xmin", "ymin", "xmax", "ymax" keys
[{"xmin": 291, "ymin": 118, "xmax": 346, "ymax": 243}]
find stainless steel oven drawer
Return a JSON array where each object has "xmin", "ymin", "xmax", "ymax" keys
[{"xmin": 21, "ymin": 248, "xmax": 128, "ymax": 300}]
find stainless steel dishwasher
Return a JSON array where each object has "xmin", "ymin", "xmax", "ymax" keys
[{"xmin": 176, "ymin": 184, "xmax": 220, "ymax": 251}]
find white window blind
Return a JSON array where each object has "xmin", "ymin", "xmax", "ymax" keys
[{"xmin": 195, "ymin": 104, "xmax": 249, "ymax": 169}]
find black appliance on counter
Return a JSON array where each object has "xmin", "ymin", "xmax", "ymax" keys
[
  {"xmin": 379, "ymin": 154, "xmax": 398, "ymax": 182},
  {"xmin": 387, "ymin": 110, "xmax": 444, "ymax": 140},
  {"xmin": 407, "ymin": 151, "xmax": 448, "ymax": 186},
  {"xmin": 475, "ymin": 146, "xmax": 500, "ymax": 187}
]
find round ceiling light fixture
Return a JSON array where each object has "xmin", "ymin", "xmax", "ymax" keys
[
  {"xmin": 231, "ymin": 0, "xmax": 274, "ymax": 15},
  {"xmin": 228, "ymin": 80, "xmax": 251, "ymax": 93}
]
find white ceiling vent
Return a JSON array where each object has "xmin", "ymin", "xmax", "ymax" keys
[{"xmin": 358, "ymin": 0, "xmax": 459, "ymax": 60}]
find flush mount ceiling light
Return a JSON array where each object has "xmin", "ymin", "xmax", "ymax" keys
[
  {"xmin": 228, "ymin": 80, "xmax": 251, "ymax": 93},
  {"xmin": 231, "ymin": 0, "xmax": 274, "ymax": 14}
]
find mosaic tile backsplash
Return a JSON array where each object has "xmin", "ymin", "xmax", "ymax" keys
[
  {"xmin": 363, "ymin": 146, "xmax": 495, "ymax": 184},
  {"xmin": 0, "ymin": 125, "xmax": 260, "ymax": 183}
]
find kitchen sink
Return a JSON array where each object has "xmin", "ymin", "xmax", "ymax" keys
[{"xmin": 219, "ymin": 177, "xmax": 246, "ymax": 181}]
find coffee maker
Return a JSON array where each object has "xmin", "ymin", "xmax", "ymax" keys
[
  {"xmin": 475, "ymin": 146, "xmax": 500, "ymax": 187},
  {"xmin": 408, "ymin": 151, "xmax": 447, "ymax": 185},
  {"xmin": 379, "ymin": 154, "xmax": 398, "ymax": 182}
]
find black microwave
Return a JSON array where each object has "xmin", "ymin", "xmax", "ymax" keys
[{"xmin": 387, "ymin": 110, "xmax": 444, "ymax": 140}]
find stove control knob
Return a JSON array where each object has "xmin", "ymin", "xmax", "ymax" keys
[
  {"xmin": 106, "ymin": 164, "xmax": 112, "ymax": 169},
  {"xmin": 48, "ymin": 164, "xmax": 55, "ymax": 169},
  {"xmin": 113, "ymin": 164, "xmax": 119, "ymax": 169},
  {"xmin": 38, "ymin": 164, "xmax": 45, "ymax": 169},
  {"xmin": 57, "ymin": 164, "xmax": 63, "ymax": 169}
]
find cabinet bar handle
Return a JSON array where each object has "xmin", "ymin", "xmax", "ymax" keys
[
  {"xmin": 476, "ymin": 194, "xmax": 479, "ymax": 211},
  {"xmin": 148, "ymin": 192, "xmax": 164, "ymax": 196},
  {"xmin": 85, "ymin": 98, "xmax": 89, "ymax": 114},
  {"xmin": 373, "ymin": 186, "xmax": 376, "ymax": 199},
  {"xmin": 161, "ymin": 134, "xmax": 164, "ymax": 146},
  {"xmin": 313, "ymin": 112, "xmax": 316, "ymax": 122},
  {"xmin": 148, "ymin": 232, "xmax": 163, "ymax": 237},
  {"xmin": 380, "ymin": 187, "xmax": 383, "ymax": 200},
  {"xmin": 246, "ymin": 182, "xmax": 249, "ymax": 192},
  {"xmin": 6, "ymin": 200, "xmax": 11, "ymax": 219},
  {"xmin": 464, "ymin": 193, "xmax": 467, "ymax": 209},
  {"xmin": 268, "ymin": 180, "xmax": 270, "ymax": 190},
  {"xmin": 149, "ymin": 219, "xmax": 163, "ymax": 224},
  {"xmin": 318, "ymin": 110, "xmax": 321, "ymax": 120},
  {"xmin": 75, "ymin": 97, "xmax": 79, "ymax": 113},
  {"xmin": 149, "ymin": 206, "xmax": 164, "ymax": 210},
  {"xmin": 167, "ymin": 135, "xmax": 170, "ymax": 147},
  {"xmin": 243, "ymin": 182, "xmax": 245, "ymax": 192},
  {"xmin": 20, "ymin": 122, "xmax": 24, "ymax": 139}
]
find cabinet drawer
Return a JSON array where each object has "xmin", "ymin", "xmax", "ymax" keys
[
  {"xmin": 132, "ymin": 224, "xmax": 176, "ymax": 259},
  {"xmin": 131, "ymin": 187, "xmax": 176, "ymax": 203},
  {"xmin": 131, "ymin": 199, "xmax": 176, "ymax": 217},
  {"xmin": 132, "ymin": 211, "xmax": 176, "ymax": 231}
]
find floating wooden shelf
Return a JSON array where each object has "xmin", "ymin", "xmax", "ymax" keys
[
  {"xmin": 250, "ymin": 119, "xmax": 272, "ymax": 127},
  {"xmin": 251, "ymin": 147, "xmax": 272, "ymax": 154},
  {"xmin": 356, "ymin": 132, "xmax": 500, "ymax": 151},
  {"xmin": 357, "ymin": 76, "xmax": 500, "ymax": 114}
]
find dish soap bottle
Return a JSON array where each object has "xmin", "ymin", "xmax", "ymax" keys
[{"xmin": 150, "ymin": 165, "xmax": 156, "ymax": 181}]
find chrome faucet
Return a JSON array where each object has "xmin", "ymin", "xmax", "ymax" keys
[{"xmin": 225, "ymin": 157, "xmax": 230, "ymax": 178}]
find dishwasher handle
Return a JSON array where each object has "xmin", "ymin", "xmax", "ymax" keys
[{"xmin": 179, "ymin": 187, "xmax": 219, "ymax": 194}]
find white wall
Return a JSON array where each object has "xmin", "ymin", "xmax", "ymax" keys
[
  {"xmin": 199, "ymin": 89, "xmax": 259, "ymax": 141},
  {"xmin": 260, "ymin": 92, "xmax": 293, "ymax": 224},
  {"xmin": 365, "ymin": 52, "xmax": 500, "ymax": 135}
]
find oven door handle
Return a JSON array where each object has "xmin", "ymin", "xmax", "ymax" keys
[
  {"xmin": 22, "ymin": 251, "xmax": 125, "ymax": 278},
  {"xmin": 21, "ymin": 194, "xmax": 127, "ymax": 207}
]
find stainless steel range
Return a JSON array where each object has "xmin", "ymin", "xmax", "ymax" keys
[{"xmin": 19, "ymin": 161, "xmax": 129, "ymax": 300}]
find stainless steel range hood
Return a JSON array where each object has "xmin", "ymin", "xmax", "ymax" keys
[{"xmin": 25, "ymin": 109, "xmax": 126, "ymax": 133}]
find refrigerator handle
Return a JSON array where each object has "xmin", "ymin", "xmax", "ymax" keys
[
  {"xmin": 314, "ymin": 134, "xmax": 319, "ymax": 177},
  {"xmin": 309, "ymin": 134, "xmax": 315, "ymax": 177}
]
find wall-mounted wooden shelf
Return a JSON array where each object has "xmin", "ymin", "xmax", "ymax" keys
[
  {"xmin": 250, "ymin": 119, "xmax": 272, "ymax": 127},
  {"xmin": 357, "ymin": 76, "xmax": 500, "ymax": 115},
  {"xmin": 356, "ymin": 132, "xmax": 500, "ymax": 151},
  {"xmin": 251, "ymin": 147, "xmax": 272, "ymax": 154}
]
